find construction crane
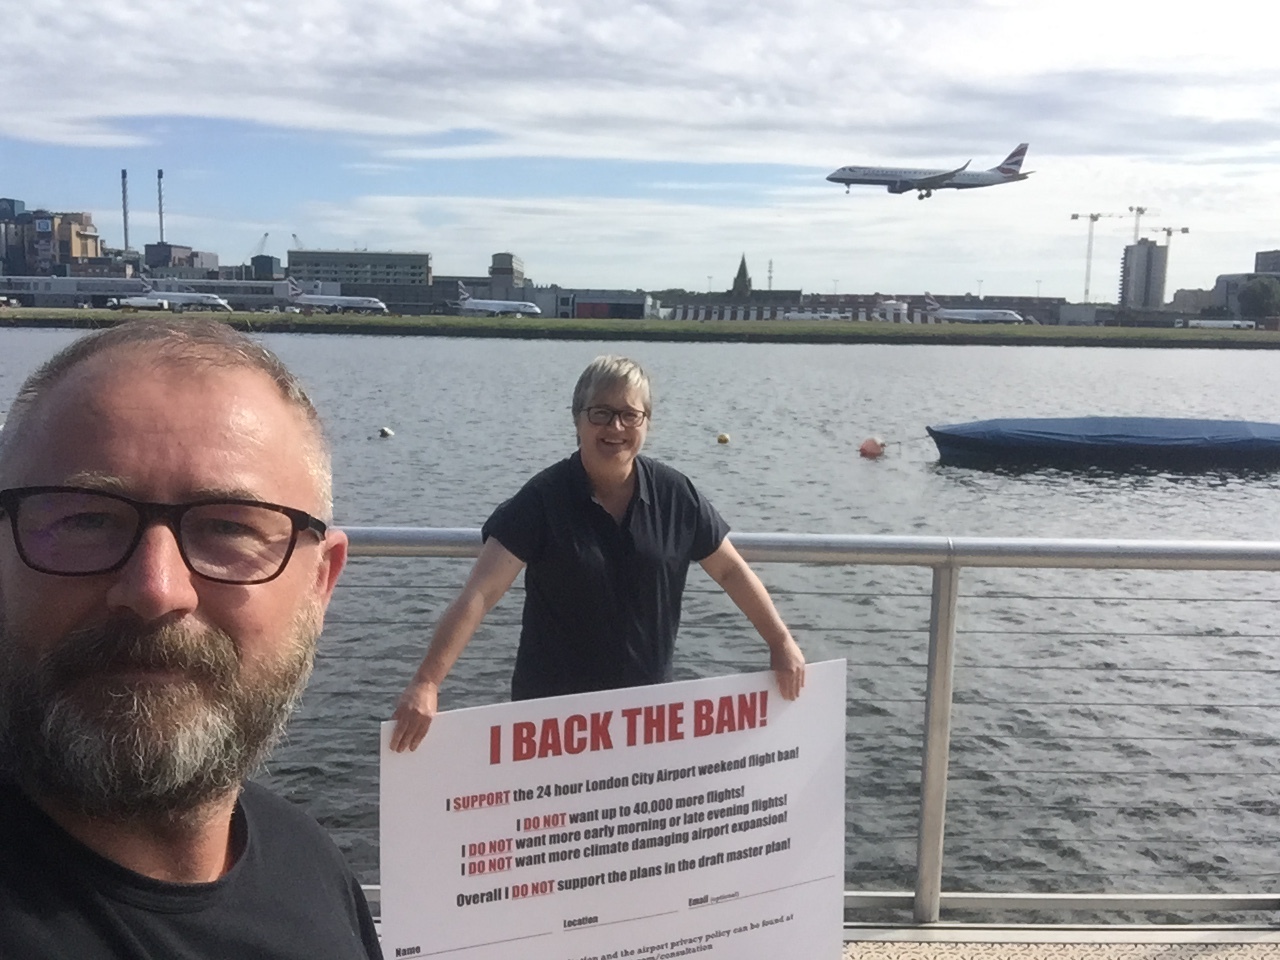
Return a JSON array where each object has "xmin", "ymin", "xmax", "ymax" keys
[
  {"xmin": 1128, "ymin": 205, "xmax": 1160, "ymax": 243},
  {"xmin": 247, "ymin": 232, "xmax": 269, "ymax": 260},
  {"xmin": 1070, "ymin": 212, "xmax": 1123, "ymax": 302},
  {"xmin": 292, "ymin": 233, "xmax": 306, "ymax": 251},
  {"xmin": 1151, "ymin": 226, "xmax": 1190, "ymax": 289},
  {"xmin": 1151, "ymin": 225, "xmax": 1190, "ymax": 244}
]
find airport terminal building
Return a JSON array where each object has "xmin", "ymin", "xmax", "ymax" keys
[{"xmin": 288, "ymin": 249, "xmax": 435, "ymax": 314}]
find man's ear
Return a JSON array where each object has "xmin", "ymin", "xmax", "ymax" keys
[{"xmin": 313, "ymin": 528, "xmax": 348, "ymax": 611}]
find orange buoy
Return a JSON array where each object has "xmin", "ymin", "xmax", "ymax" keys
[{"xmin": 859, "ymin": 436, "xmax": 886, "ymax": 459}]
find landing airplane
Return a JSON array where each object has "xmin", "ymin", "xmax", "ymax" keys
[
  {"xmin": 456, "ymin": 282, "xmax": 541, "ymax": 317},
  {"xmin": 924, "ymin": 294, "xmax": 1024, "ymax": 324},
  {"xmin": 827, "ymin": 143, "xmax": 1032, "ymax": 200},
  {"xmin": 115, "ymin": 282, "xmax": 232, "ymax": 312},
  {"xmin": 286, "ymin": 278, "xmax": 389, "ymax": 314}
]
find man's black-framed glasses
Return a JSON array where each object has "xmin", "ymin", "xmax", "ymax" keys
[
  {"xmin": 0, "ymin": 486, "xmax": 328, "ymax": 585},
  {"xmin": 584, "ymin": 405, "xmax": 647, "ymax": 428}
]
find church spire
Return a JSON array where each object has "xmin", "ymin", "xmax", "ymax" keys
[{"xmin": 731, "ymin": 254, "xmax": 752, "ymax": 299}]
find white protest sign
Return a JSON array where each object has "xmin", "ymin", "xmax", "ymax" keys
[{"xmin": 380, "ymin": 659, "xmax": 846, "ymax": 960}]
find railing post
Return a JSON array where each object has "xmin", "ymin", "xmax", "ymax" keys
[{"xmin": 914, "ymin": 562, "xmax": 960, "ymax": 923}]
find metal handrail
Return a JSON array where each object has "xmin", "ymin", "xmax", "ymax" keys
[
  {"xmin": 340, "ymin": 526, "xmax": 1280, "ymax": 924},
  {"xmin": 345, "ymin": 527, "xmax": 1280, "ymax": 571}
]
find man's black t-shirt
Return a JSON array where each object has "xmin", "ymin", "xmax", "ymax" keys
[
  {"xmin": 482, "ymin": 451, "xmax": 729, "ymax": 699},
  {"xmin": 0, "ymin": 779, "xmax": 383, "ymax": 959}
]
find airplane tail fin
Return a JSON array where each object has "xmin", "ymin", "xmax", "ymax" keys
[
  {"xmin": 286, "ymin": 277, "xmax": 302, "ymax": 299},
  {"xmin": 924, "ymin": 293, "xmax": 941, "ymax": 313},
  {"xmin": 994, "ymin": 143, "xmax": 1029, "ymax": 175},
  {"xmin": 457, "ymin": 281, "xmax": 471, "ymax": 302}
]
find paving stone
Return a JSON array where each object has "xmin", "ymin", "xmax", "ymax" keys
[{"xmin": 843, "ymin": 943, "xmax": 1280, "ymax": 960}]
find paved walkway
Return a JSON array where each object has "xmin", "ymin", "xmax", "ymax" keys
[
  {"xmin": 845, "ymin": 945, "xmax": 1280, "ymax": 959},
  {"xmin": 843, "ymin": 930, "xmax": 1280, "ymax": 959}
]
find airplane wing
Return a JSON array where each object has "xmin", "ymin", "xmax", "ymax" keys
[{"xmin": 908, "ymin": 161, "xmax": 970, "ymax": 190}]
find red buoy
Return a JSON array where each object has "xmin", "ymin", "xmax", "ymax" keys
[{"xmin": 859, "ymin": 437, "xmax": 886, "ymax": 459}]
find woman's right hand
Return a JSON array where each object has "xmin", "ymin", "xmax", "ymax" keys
[
  {"xmin": 389, "ymin": 678, "xmax": 440, "ymax": 753},
  {"xmin": 387, "ymin": 540, "xmax": 525, "ymax": 754}
]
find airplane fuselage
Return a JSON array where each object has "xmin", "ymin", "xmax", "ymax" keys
[
  {"xmin": 459, "ymin": 298, "xmax": 541, "ymax": 316},
  {"xmin": 116, "ymin": 293, "xmax": 232, "ymax": 311},
  {"xmin": 112, "ymin": 296, "xmax": 173, "ymax": 311},
  {"xmin": 929, "ymin": 307, "xmax": 1024, "ymax": 324},
  {"xmin": 295, "ymin": 294, "xmax": 388, "ymax": 314},
  {"xmin": 164, "ymin": 293, "xmax": 233, "ymax": 310},
  {"xmin": 828, "ymin": 143, "xmax": 1031, "ymax": 198},
  {"xmin": 827, "ymin": 167, "xmax": 1029, "ymax": 192}
]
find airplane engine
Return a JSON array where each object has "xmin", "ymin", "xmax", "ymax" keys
[{"xmin": 887, "ymin": 182, "xmax": 911, "ymax": 194}]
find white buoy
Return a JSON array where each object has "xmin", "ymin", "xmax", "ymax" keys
[{"xmin": 379, "ymin": 426, "xmax": 395, "ymax": 438}]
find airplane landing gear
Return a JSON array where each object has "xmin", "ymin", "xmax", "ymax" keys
[
  {"xmin": 917, "ymin": 189, "xmax": 933, "ymax": 200},
  {"xmin": 845, "ymin": 185, "xmax": 850, "ymax": 194}
]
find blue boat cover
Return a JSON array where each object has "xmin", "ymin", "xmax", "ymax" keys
[{"xmin": 927, "ymin": 417, "xmax": 1280, "ymax": 470}]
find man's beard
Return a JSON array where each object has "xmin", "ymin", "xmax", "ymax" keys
[{"xmin": 0, "ymin": 610, "xmax": 318, "ymax": 821}]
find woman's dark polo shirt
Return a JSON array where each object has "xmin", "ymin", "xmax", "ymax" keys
[{"xmin": 482, "ymin": 451, "xmax": 729, "ymax": 700}]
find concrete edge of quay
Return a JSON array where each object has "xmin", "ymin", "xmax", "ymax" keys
[{"xmin": 4, "ymin": 310, "xmax": 1280, "ymax": 349}]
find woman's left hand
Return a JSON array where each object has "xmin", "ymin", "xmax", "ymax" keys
[{"xmin": 771, "ymin": 637, "xmax": 806, "ymax": 700}]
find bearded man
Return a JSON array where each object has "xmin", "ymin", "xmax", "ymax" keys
[{"xmin": 0, "ymin": 319, "xmax": 381, "ymax": 958}]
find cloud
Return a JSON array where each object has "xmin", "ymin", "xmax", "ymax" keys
[
  {"xmin": 288, "ymin": 136, "xmax": 1279, "ymax": 297},
  {"xmin": 5, "ymin": 0, "xmax": 1279, "ymax": 298},
  {"xmin": 342, "ymin": 161, "xmax": 414, "ymax": 175},
  {"xmin": 4, "ymin": 0, "xmax": 1278, "ymax": 167},
  {"xmin": 299, "ymin": 184, "xmax": 1067, "ymax": 293}
]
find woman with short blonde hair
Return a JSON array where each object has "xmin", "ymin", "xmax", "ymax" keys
[{"xmin": 391, "ymin": 355, "xmax": 804, "ymax": 751}]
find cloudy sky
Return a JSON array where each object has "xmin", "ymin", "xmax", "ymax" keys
[{"xmin": 3, "ymin": 0, "xmax": 1278, "ymax": 300}]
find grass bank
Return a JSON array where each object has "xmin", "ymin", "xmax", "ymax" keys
[{"xmin": 3, "ymin": 308, "xmax": 1278, "ymax": 348}]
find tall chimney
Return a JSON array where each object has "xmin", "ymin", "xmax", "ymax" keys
[
  {"xmin": 157, "ymin": 168, "xmax": 165, "ymax": 243},
  {"xmin": 121, "ymin": 169, "xmax": 130, "ymax": 253}
]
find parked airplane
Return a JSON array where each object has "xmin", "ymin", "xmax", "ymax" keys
[
  {"xmin": 112, "ymin": 282, "xmax": 232, "ymax": 312},
  {"xmin": 924, "ymin": 294, "xmax": 1024, "ymax": 324},
  {"xmin": 456, "ymin": 282, "xmax": 541, "ymax": 316},
  {"xmin": 109, "ymin": 296, "xmax": 177, "ymax": 311},
  {"xmin": 827, "ymin": 143, "xmax": 1032, "ymax": 200},
  {"xmin": 286, "ymin": 278, "xmax": 389, "ymax": 314}
]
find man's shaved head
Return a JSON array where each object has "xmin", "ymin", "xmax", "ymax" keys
[{"xmin": 0, "ymin": 318, "xmax": 333, "ymax": 517}]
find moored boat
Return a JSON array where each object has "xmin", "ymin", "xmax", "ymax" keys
[{"xmin": 927, "ymin": 416, "xmax": 1280, "ymax": 470}]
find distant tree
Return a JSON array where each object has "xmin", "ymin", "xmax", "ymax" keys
[{"xmin": 1237, "ymin": 276, "xmax": 1280, "ymax": 318}]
